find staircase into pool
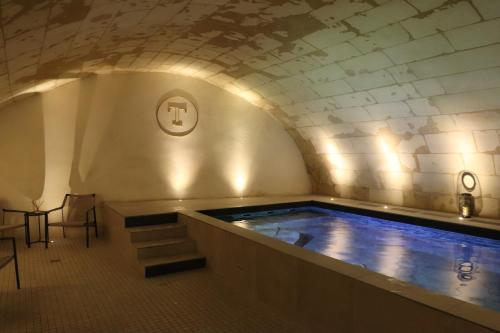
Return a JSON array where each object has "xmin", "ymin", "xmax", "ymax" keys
[{"xmin": 105, "ymin": 210, "xmax": 206, "ymax": 278}]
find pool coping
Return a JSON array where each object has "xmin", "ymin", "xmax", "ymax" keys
[
  {"xmin": 104, "ymin": 195, "xmax": 500, "ymax": 331},
  {"xmin": 106, "ymin": 195, "xmax": 500, "ymax": 232}
]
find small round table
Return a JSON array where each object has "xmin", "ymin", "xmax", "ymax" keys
[{"xmin": 2, "ymin": 209, "xmax": 49, "ymax": 248}]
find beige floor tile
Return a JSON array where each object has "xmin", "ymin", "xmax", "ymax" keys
[{"xmin": 0, "ymin": 238, "xmax": 308, "ymax": 333}]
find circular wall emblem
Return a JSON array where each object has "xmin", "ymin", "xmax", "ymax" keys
[{"xmin": 156, "ymin": 90, "xmax": 199, "ymax": 136}]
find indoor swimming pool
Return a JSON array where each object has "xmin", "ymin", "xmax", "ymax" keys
[{"xmin": 207, "ymin": 204, "xmax": 500, "ymax": 312}]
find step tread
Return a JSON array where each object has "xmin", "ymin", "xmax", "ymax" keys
[
  {"xmin": 128, "ymin": 223, "xmax": 185, "ymax": 233},
  {"xmin": 140, "ymin": 253, "xmax": 205, "ymax": 267},
  {"xmin": 134, "ymin": 238, "xmax": 193, "ymax": 249}
]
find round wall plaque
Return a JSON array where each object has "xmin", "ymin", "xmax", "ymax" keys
[{"xmin": 156, "ymin": 90, "xmax": 199, "ymax": 136}]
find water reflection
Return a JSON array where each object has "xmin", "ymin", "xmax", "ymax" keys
[
  {"xmin": 377, "ymin": 230, "xmax": 407, "ymax": 278},
  {"xmin": 230, "ymin": 207, "xmax": 500, "ymax": 312},
  {"xmin": 455, "ymin": 244, "xmax": 476, "ymax": 282},
  {"xmin": 322, "ymin": 219, "xmax": 352, "ymax": 261}
]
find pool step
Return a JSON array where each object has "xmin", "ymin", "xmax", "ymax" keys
[
  {"xmin": 141, "ymin": 253, "xmax": 206, "ymax": 278},
  {"xmin": 117, "ymin": 213, "xmax": 206, "ymax": 277},
  {"xmin": 129, "ymin": 223, "xmax": 187, "ymax": 242},
  {"xmin": 134, "ymin": 238, "xmax": 197, "ymax": 259}
]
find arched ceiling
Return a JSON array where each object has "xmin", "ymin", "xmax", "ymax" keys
[{"xmin": 2, "ymin": 0, "xmax": 500, "ymax": 216}]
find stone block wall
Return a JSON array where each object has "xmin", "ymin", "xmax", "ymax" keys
[{"xmin": 262, "ymin": 1, "xmax": 500, "ymax": 218}]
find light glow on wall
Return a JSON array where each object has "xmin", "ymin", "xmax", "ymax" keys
[
  {"xmin": 226, "ymin": 142, "xmax": 251, "ymax": 197},
  {"xmin": 226, "ymin": 161, "xmax": 249, "ymax": 197},
  {"xmin": 157, "ymin": 64, "xmax": 272, "ymax": 110},
  {"xmin": 165, "ymin": 146, "xmax": 199, "ymax": 199},
  {"xmin": 379, "ymin": 137, "xmax": 400, "ymax": 172},
  {"xmin": 456, "ymin": 133, "xmax": 477, "ymax": 154},
  {"xmin": 378, "ymin": 137, "xmax": 405, "ymax": 197},
  {"xmin": 325, "ymin": 140, "xmax": 354, "ymax": 186},
  {"xmin": 167, "ymin": 64, "xmax": 200, "ymax": 77},
  {"xmin": 1, "ymin": 78, "xmax": 79, "ymax": 104},
  {"xmin": 224, "ymin": 84, "xmax": 272, "ymax": 110},
  {"xmin": 169, "ymin": 167, "xmax": 192, "ymax": 197},
  {"xmin": 1, "ymin": 70, "xmax": 271, "ymax": 112},
  {"xmin": 234, "ymin": 172, "xmax": 248, "ymax": 195},
  {"xmin": 325, "ymin": 141, "xmax": 344, "ymax": 170}
]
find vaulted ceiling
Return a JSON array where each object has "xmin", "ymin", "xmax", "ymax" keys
[{"xmin": 2, "ymin": 0, "xmax": 500, "ymax": 216}]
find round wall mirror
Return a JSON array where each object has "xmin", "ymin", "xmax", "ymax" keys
[{"xmin": 461, "ymin": 172, "xmax": 476, "ymax": 192}]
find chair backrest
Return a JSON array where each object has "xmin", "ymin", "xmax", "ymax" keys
[{"xmin": 63, "ymin": 194, "xmax": 95, "ymax": 223}]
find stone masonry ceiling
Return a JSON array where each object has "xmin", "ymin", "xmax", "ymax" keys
[{"xmin": 2, "ymin": 0, "xmax": 500, "ymax": 216}]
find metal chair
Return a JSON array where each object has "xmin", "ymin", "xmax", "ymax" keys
[
  {"xmin": 1, "ymin": 210, "xmax": 25, "ymax": 235},
  {"xmin": 0, "ymin": 237, "xmax": 20, "ymax": 289},
  {"xmin": 47, "ymin": 194, "xmax": 98, "ymax": 248}
]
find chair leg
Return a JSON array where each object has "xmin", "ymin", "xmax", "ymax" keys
[
  {"xmin": 94, "ymin": 223, "xmax": 98, "ymax": 238},
  {"xmin": 86, "ymin": 225, "xmax": 89, "ymax": 248},
  {"xmin": 62, "ymin": 226, "xmax": 66, "ymax": 238},
  {"xmin": 12, "ymin": 239, "xmax": 20, "ymax": 289}
]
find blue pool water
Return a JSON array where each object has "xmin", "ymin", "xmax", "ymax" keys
[{"xmin": 223, "ymin": 206, "xmax": 500, "ymax": 311}]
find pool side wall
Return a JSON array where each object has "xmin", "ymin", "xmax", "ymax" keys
[
  {"xmin": 179, "ymin": 211, "xmax": 499, "ymax": 333},
  {"xmin": 101, "ymin": 205, "xmax": 144, "ymax": 275}
]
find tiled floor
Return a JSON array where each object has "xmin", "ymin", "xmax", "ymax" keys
[{"xmin": 0, "ymin": 238, "xmax": 307, "ymax": 333}]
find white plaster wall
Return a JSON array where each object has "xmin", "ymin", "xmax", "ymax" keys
[
  {"xmin": 0, "ymin": 73, "xmax": 311, "ymax": 213},
  {"xmin": 0, "ymin": 95, "xmax": 45, "ymax": 214}
]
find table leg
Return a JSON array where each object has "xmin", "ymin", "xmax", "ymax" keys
[
  {"xmin": 44, "ymin": 213, "xmax": 49, "ymax": 248},
  {"xmin": 36, "ymin": 215, "xmax": 41, "ymax": 242},
  {"xmin": 25, "ymin": 213, "xmax": 31, "ymax": 248}
]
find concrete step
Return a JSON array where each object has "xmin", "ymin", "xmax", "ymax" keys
[
  {"xmin": 134, "ymin": 238, "xmax": 196, "ymax": 259},
  {"xmin": 141, "ymin": 253, "xmax": 206, "ymax": 278},
  {"xmin": 129, "ymin": 223, "xmax": 187, "ymax": 242}
]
